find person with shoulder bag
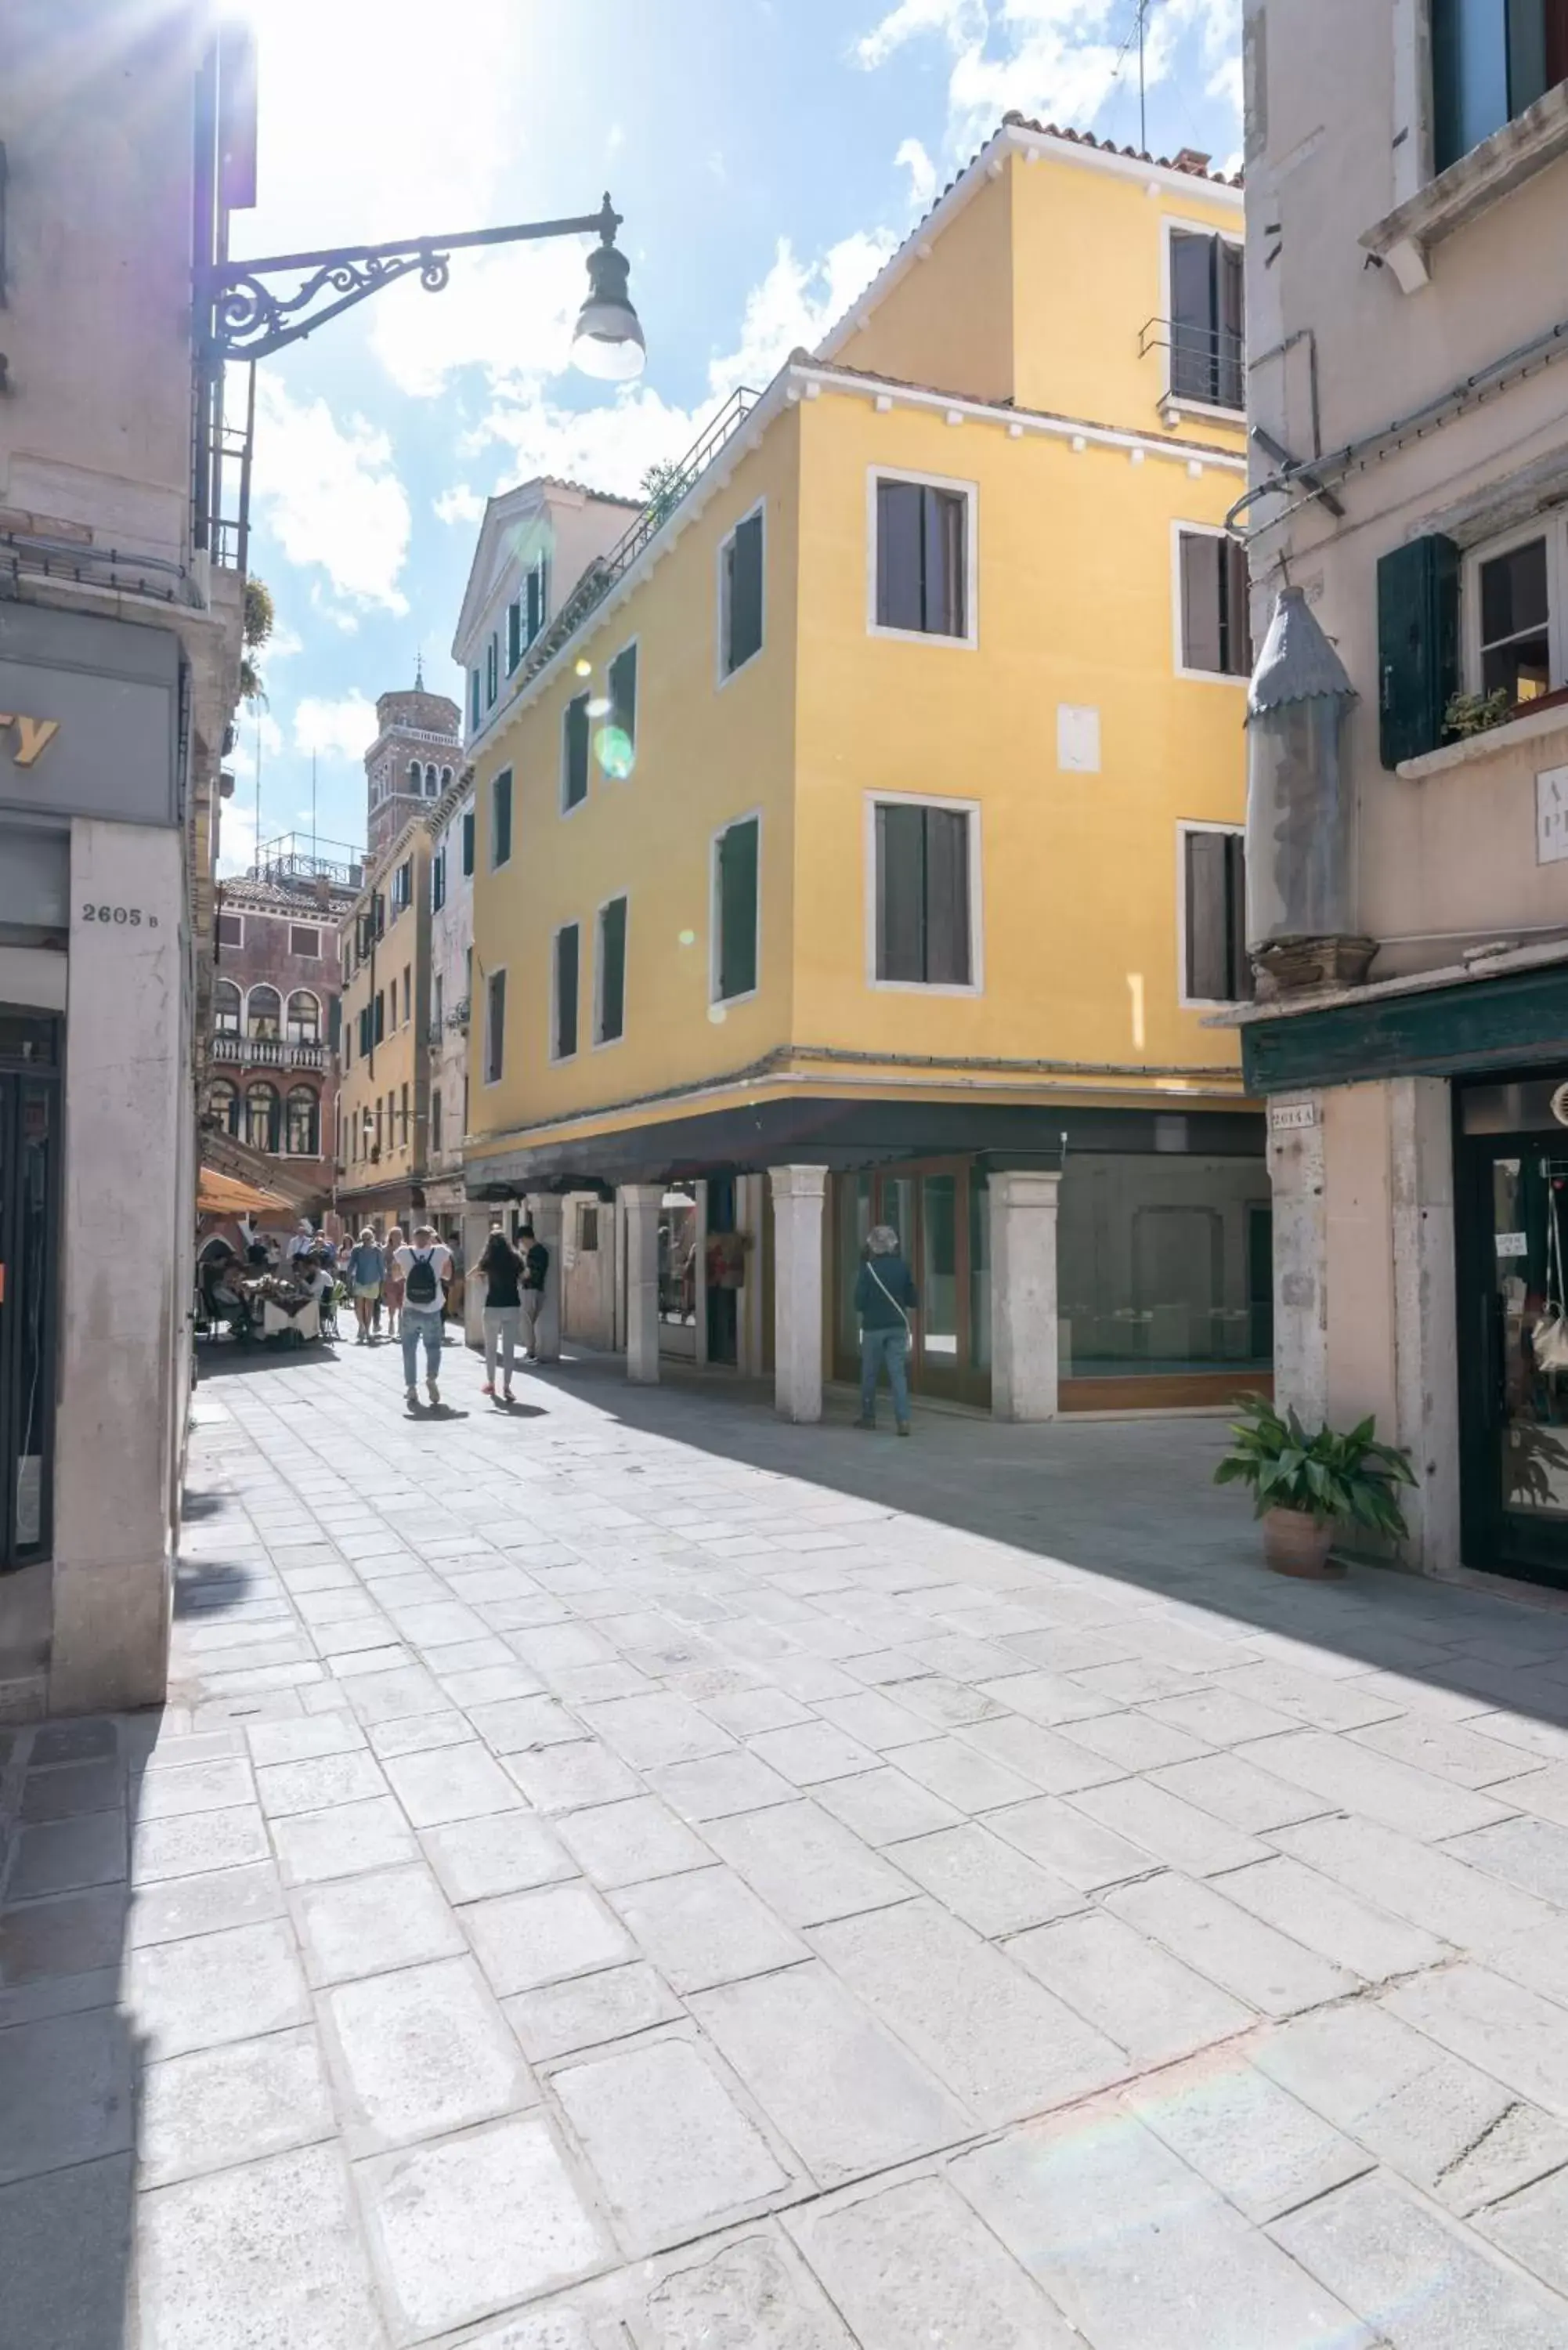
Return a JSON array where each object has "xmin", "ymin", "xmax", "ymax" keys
[
  {"xmin": 477, "ymin": 1224, "xmax": 525, "ymax": 1403},
  {"xmin": 854, "ymin": 1224, "xmax": 919, "ymax": 1436}
]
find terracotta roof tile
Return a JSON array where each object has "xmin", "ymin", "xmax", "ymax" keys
[{"xmin": 1000, "ymin": 112, "xmax": 1243, "ymax": 190}]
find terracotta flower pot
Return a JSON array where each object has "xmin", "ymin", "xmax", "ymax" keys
[{"xmin": 1262, "ymin": 1506, "xmax": 1345, "ymax": 1579}]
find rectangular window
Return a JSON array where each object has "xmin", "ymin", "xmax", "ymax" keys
[
  {"xmin": 485, "ymin": 968, "xmax": 506, "ymax": 1085},
  {"xmin": 562, "ymin": 693, "xmax": 591, "ymax": 811},
  {"xmin": 596, "ymin": 895, "xmax": 628, "ymax": 1045},
  {"xmin": 491, "ymin": 769, "xmax": 512, "ymax": 868},
  {"xmin": 469, "ymin": 667, "xmax": 482, "ymax": 732},
  {"xmin": 432, "ymin": 1088, "xmax": 443, "ymax": 1154},
  {"xmin": 1169, "ymin": 230, "xmax": 1245, "ymax": 410},
  {"xmin": 873, "ymin": 801, "xmax": 974, "ymax": 987},
  {"xmin": 486, "ymin": 632, "xmax": 499, "ymax": 708},
  {"xmin": 433, "ymin": 974, "xmax": 443, "ymax": 1032},
  {"xmin": 554, "ymin": 924, "xmax": 580, "ymax": 1060},
  {"xmin": 1433, "ymin": 0, "xmax": 1568, "ymax": 171},
  {"xmin": 216, "ymin": 911, "xmax": 243, "ymax": 949},
  {"xmin": 373, "ymin": 991, "xmax": 385, "ymax": 1045},
  {"xmin": 1179, "ymin": 530, "xmax": 1253, "ymax": 677},
  {"xmin": 1183, "ymin": 826, "xmax": 1251, "ymax": 1003},
  {"xmin": 402, "ymin": 965, "xmax": 411, "ymax": 1028},
  {"xmin": 875, "ymin": 479, "xmax": 969, "ymax": 638},
  {"xmin": 714, "ymin": 815, "xmax": 760, "ymax": 1002},
  {"xmin": 461, "ymin": 808, "xmax": 475, "ymax": 876},
  {"xmin": 525, "ymin": 555, "xmax": 548, "ymax": 646},
  {"xmin": 608, "ymin": 643, "xmax": 638, "ymax": 755},
  {"xmin": 720, "ymin": 508, "xmax": 764, "ymax": 678},
  {"xmin": 580, "ymin": 1204, "xmax": 599, "ymax": 1252},
  {"xmin": 392, "ymin": 859, "xmax": 411, "ymax": 913},
  {"xmin": 1479, "ymin": 532, "xmax": 1552, "ymax": 700},
  {"xmin": 506, "ymin": 598, "xmax": 522, "ymax": 674},
  {"xmin": 356, "ymin": 1005, "xmax": 370, "ymax": 1058},
  {"xmin": 400, "ymin": 1080, "xmax": 409, "ymax": 1146},
  {"xmin": 288, "ymin": 923, "xmax": 320, "ymax": 958},
  {"xmin": 432, "ymin": 848, "xmax": 446, "ymax": 913}
]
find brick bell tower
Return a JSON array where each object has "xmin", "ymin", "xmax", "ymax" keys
[{"xmin": 364, "ymin": 656, "xmax": 461, "ymax": 860}]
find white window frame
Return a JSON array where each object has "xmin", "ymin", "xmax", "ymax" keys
[
  {"xmin": 1159, "ymin": 217, "xmax": 1246, "ymax": 422},
  {"xmin": 862, "ymin": 790, "xmax": 985, "ymax": 998},
  {"xmin": 490, "ymin": 767, "xmax": 514, "ymax": 871},
  {"xmin": 709, "ymin": 809, "xmax": 763, "ymax": 1008},
  {"xmin": 592, "ymin": 890, "xmax": 630, "ymax": 1051},
  {"xmin": 482, "ymin": 964, "xmax": 508, "ymax": 1088},
  {"xmin": 561, "ymin": 689, "xmax": 592, "ymax": 818},
  {"xmin": 716, "ymin": 499, "xmax": 767, "ymax": 690},
  {"xmin": 1462, "ymin": 512, "xmax": 1568, "ymax": 700},
  {"xmin": 1170, "ymin": 519, "xmax": 1252, "ymax": 685},
  {"xmin": 550, "ymin": 920, "xmax": 582, "ymax": 1064},
  {"xmin": 865, "ymin": 465, "xmax": 980, "ymax": 650},
  {"xmin": 1176, "ymin": 819, "xmax": 1247, "ymax": 1010}
]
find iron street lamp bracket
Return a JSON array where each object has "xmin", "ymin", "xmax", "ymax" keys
[{"xmin": 202, "ymin": 193, "xmax": 624, "ymax": 363}]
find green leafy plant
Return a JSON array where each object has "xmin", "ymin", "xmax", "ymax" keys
[
  {"xmin": 1214, "ymin": 1395, "xmax": 1416, "ymax": 1539},
  {"xmin": 240, "ymin": 574, "xmax": 275, "ymax": 706},
  {"xmin": 1444, "ymin": 687, "xmax": 1515, "ymax": 739}
]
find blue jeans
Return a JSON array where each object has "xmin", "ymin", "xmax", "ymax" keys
[
  {"xmin": 400, "ymin": 1307, "xmax": 443, "ymax": 1389},
  {"xmin": 859, "ymin": 1326, "xmax": 911, "ymax": 1426}
]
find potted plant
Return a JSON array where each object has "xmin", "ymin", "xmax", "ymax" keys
[{"xmin": 1213, "ymin": 1396, "xmax": 1417, "ymax": 1578}]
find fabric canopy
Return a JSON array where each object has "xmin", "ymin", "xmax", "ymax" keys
[{"xmin": 197, "ymin": 1166, "xmax": 290, "ymax": 1217}]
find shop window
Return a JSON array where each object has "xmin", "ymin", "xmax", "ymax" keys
[
  {"xmin": 215, "ymin": 979, "xmax": 241, "ymax": 1035},
  {"xmin": 874, "ymin": 477, "xmax": 970, "ymax": 639},
  {"xmin": 1168, "ymin": 228, "xmax": 1245, "ymax": 410},
  {"xmin": 562, "ymin": 694, "xmax": 591, "ymax": 812},
  {"xmin": 873, "ymin": 800, "xmax": 975, "ymax": 988},
  {"xmin": 719, "ymin": 506, "xmax": 764, "ymax": 679},
  {"xmin": 1178, "ymin": 529, "xmax": 1252, "ymax": 677},
  {"xmin": 1433, "ymin": 0, "xmax": 1568, "ymax": 172},
  {"xmin": 1057, "ymin": 1150, "xmax": 1272, "ymax": 1381},
  {"xmin": 208, "ymin": 1077, "xmax": 240, "ymax": 1134},
  {"xmin": 713, "ymin": 816, "xmax": 759, "ymax": 1002},
  {"xmin": 596, "ymin": 895, "xmax": 628, "ymax": 1045},
  {"xmin": 553, "ymin": 924, "xmax": 580, "ymax": 1060},
  {"xmin": 247, "ymin": 984, "xmax": 281, "ymax": 1039},
  {"xmin": 1181, "ymin": 825, "xmax": 1251, "ymax": 1004},
  {"xmin": 286, "ymin": 990, "xmax": 320, "ymax": 1044},
  {"xmin": 492, "ymin": 768, "xmax": 513, "ymax": 867},
  {"xmin": 284, "ymin": 1086, "xmax": 319, "ymax": 1156},
  {"xmin": 245, "ymin": 1080, "xmax": 280, "ymax": 1152},
  {"xmin": 485, "ymin": 968, "xmax": 507, "ymax": 1084}
]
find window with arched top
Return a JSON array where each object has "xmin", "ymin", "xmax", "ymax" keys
[
  {"xmin": 208, "ymin": 1077, "xmax": 240, "ymax": 1135},
  {"xmin": 247, "ymin": 985, "xmax": 281, "ymax": 1039},
  {"xmin": 285, "ymin": 1086, "xmax": 320, "ymax": 1156},
  {"xmin": 424, "ymin": 764, "xmax": 437, "ymax": 795},
  {"xmin": 408, "ymin": 760, "xmax": 422, "ymax": 795},
  {"xmin": 440, "ymin": 766, "xmax": 453, "ymax": 792},
  {"xmin": 215, "ymin": 979, "xmax": 241, "ymax": 1035},
  {"xmin": 286, "ymin": 990, "xmax": 320, "ymax": 1044},
  {"xmin": 245, "ymin": 1081, "xmax": 280, "ymax": 1152}
]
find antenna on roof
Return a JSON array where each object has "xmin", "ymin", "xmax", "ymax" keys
[{"xmin": 414, "ymin": 649, "xmax": 425, "ymax": 692}]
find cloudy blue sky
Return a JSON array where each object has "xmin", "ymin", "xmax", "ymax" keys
[{"xmin": 224, "ymin": 0, "xmax": 1241, "ymax": 871}]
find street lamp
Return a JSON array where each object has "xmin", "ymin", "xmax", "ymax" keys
[{"xmin": 201, "ymin": 191, "xmax": 645, "ymax": 374}]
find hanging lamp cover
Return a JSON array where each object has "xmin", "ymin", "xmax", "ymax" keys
[{"xmin": 1248, "ymin": 584, "xmax": 1355, "ymax": 715}]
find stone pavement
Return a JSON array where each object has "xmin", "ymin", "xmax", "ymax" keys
[{"xmin": 9, "ymin": 1344, "xmax": 1568, "ymax": 2345}]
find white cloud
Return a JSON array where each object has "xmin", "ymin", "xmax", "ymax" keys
[
  {"xmin": 251, "ymin": 377, "xmax": 411, "ymax": 618},
  {"xmin": 293, "ymin": 692, "xmax": 380, "ymax": 765},
  {"xmin": 896, "ymin": 136, "xmax": 940, "ymax": 210},
  {"xmin": 434, "ymin": 483, "xmax": 488, "ymax": 527},
  {"xmin": 857, "ymin": 0, "xmax": 983, "ymax": 69},
  {"xmin": 216, "ymin": 795, "xmax": 260, "ymax": 880},
  {"xmin": 265, "ymin": 620, "xmax": 303, "ymax": 661}
]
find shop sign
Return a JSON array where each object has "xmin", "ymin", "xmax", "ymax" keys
[
  {"xmin": 1269, "ymin": 1100, "xmax": 1318, "ymax": 1133},
  {"xmin": 0, "ymin": 603, "xmax": 179, "ymax": 828},
  {"xmin": 1538, "ymin": 765, "xmax": 1568, "ymax": 866}
]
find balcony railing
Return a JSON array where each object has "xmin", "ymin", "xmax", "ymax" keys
[
  {"xmin": 211, "ymin": 1032, "xmax": 325, "ymax": 1069},
  {"xmin": 1139, "ymin": 316, "xmax": 1245, "ymax": 414},
  {"xmin": 446, "ymin": 997, "xmax": 471, "ymax": 1034}
]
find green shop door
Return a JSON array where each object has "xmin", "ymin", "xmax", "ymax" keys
[{"xmin": 1457, "ymin": 1073, "xmax": 1568, "ymax": 1588}]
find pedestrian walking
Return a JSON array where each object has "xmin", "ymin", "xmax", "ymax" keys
[
  {"xmin": 382, "ymin": 1224, "xmax": 407, "ymax": 1338},
  {"xmin": 518, "ymin": 1221, "xmax": 551, "ymax": 1361},
  {"xmin": 477, "ymin": 1224, "xmax": 524, "ymax": 1403},
  {"xmin": 854, "ymin": 1223, "xmax": 918, "ymax": 1436},
  {"xmin": 346, "ymin": 1229, "xmax": 385, "ymax": 1345},
  {"xmin": 395, "ymin": 1224, "xmax": 453, "ymax": 1408}
]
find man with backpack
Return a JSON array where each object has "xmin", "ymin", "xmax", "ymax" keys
[
  {"xmin": 393, "ymin": 1224, "xmax": 453, "ymax": 1409},
  {"xmin": 517, "ymin": 1219, "xmax": 551, "ymax": 1363}
]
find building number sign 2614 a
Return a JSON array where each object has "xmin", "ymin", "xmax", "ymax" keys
[{"xmin": 81, "ymin": 903, "xmax": 157, "ymax": 928}]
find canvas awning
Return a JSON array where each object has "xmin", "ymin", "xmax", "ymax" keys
[{"xmin": 197, "ymin": 1165, "xmax": 291, "ymax": 1218}]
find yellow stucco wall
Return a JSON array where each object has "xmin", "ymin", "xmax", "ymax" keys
[
  {"xmin": 832, "ymin": 168, "xmax": 1016, "ymax": 405},
  {"xmin": 467, "ymin": 414, "xmax": 803, "ymax": 1161},
  {"xmin": 338, "ymin": 827, "xmax": 430, "ymax": 1204}
]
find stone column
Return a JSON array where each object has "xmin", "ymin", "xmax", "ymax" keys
[
  {"xmin": 1270, "ymin": 1096, "xmax": 1328, "ymax": 1428},
  {"xmin": 1390, "ymin": 1076, "xmax": 1460, "ymax": 1576},
  {"xmin": 770, "ymin": 1166, "xmax": 828, "ymax": 1422},
  {"xmin": 461, "ymin": 1206, "xmax": 491, "ymax": 1351},
  {"xmin": 989, "ymin": 1170, "xmax": 1062, "ymax": 1422},
  {"xmin": 529, "ymin": 1194, "xmax": 565, "ymax": 1363},
  {"xmin": 623, "ymin": 1184, "xmax": 663, "ymax": 1383}
]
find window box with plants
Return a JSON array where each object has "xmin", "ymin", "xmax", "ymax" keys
[{"xmin": 1214, "ymin": 1397, "xmax": 1416, "ymax": 1578}]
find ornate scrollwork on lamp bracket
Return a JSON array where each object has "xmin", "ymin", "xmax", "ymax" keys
[{"xmin": 210, "ymin": 248, "xmax": 452, "ymax": 361}]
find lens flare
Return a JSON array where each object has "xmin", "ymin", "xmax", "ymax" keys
[
  {"xmin": 574, "ymin": 658, "xmax": 592, "ymax": 678},
  {"xmin": 678, "ymin": 929, "xmax": 696, "ymax": 947},
  {"xmin": 708, "ymin": 1003, "xmax": 728, "ymax": 1025},
  {"xmin": 587, "ymin": 696, "xmax": 612, "ymax": 719},
  {"xmin": 595, "ymin": 725, "xmax": 634, "ymax": 780}
]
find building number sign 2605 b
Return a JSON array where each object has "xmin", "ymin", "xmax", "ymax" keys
[{"xmin": 81, "ymin": 903, "xmax": 157, "ymax": 927}]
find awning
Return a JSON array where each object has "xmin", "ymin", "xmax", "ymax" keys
[{"xmin": 198, "ymin": 1166, "xmax": 291, "ymax": 1217}]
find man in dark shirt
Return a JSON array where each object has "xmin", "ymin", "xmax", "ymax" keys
[
  {"xmin": 854, "ymin": 1224, "xmax": 919, "ymax": 1435},
  {"xmin": 518, "ymin": 1220, "xmax": 551, "ymax": 1361}
]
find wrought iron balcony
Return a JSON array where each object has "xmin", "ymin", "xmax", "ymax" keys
[
  {"xmin": 1138, "ymin": 316, "xmax": 1245, "ymax": 413},
  {"xmin": 210, "ymin": 1032, "xmax": 324, "ymax": 1068}
]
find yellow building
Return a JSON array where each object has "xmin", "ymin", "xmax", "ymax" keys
[
  {"xmin": 337, "ymin": 815, "xmax": 434, "ymax": 1236},
  {"xmin": 465, "ymin": 116, "xmax": 1263, "ymax": 1418}
]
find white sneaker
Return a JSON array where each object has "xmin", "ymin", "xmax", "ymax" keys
[
  {"xmin": 427, "ymin": 1378, "xmax": 440, "ymax": 1407},
  {"xmin": 405, "ymin": 1386, "xmax": 418, "ymax": 1408}
]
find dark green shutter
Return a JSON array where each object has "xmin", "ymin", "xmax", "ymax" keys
[
  {"xmin": 461, "ymin": 810, "xmax": 475, "ymax": 876},
  {"xmin": 555, "ymin": 925, "xmax": 580, "ymax": 1058},
  {"xmin": 1377, "ymin": 534, "xmax": 1459, "ymax": 768},
  {"xmin": 609, "ymin": 646, "xmax": 638, "ymax": 747},
  {"xmin": 726, "ymin": 514, "xmax": 764, "ymax": 672},
  {"xmin": 506, "ymin": 600, "xmax": 521, "ymax": 673},
  {"xmin": 598, "ymin": 896, "xmax": 627, "ymax": 1043},
  {"xmin": 876, "ymin": 804, "xmax": 926, "ymax": 981},
  {"xmin": 493, "ymin": 771, "xmax": 512, "ymax": 865},
  {"xmin": 327, "ymin": 997, "xmax": 341, "ymax": 1048},
  {"xmin": 717, "ymin": 819, "xmax": 759, "ymax": 999},
  {"xmin": 564, "ymin": 696, "xmax": 590, "ymax": 807}
]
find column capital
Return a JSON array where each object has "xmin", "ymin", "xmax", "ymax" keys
[
  {"xmin": 989, "ymin": 1168, "xmax": 1062, "ymax": 1209},
  {"xmin": 621, "ymin": 1181, "xmax": 665, "ymax": 1212},
  {"xmin": 768, "ymin": 1164, "xmax": 829, "ymax": 1202}
]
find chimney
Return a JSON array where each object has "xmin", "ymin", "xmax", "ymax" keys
[{"xmin": 1172, "ymin": 147, "xmax": 1212, "ymax": 174}]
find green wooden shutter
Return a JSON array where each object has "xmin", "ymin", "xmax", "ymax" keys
[
  {"xmin": 726, "ymin": 513, "xmax": 764, "ymax": 672},
  {"xmin": 564, "ymin": 695, "xmax": 591, "ymax": 807},
  {"xmin": 461, "ymin": 810, "xmax": 475, "ymax": 875},
  {"xmin": 506, "ymin": 599, "xmax": 522, "ymax": 673},
  {"xmin": 598, "ymin": 896, "xmax": 627, "ymax": 1043},
  {"xmin": 876, "ymin": 802, "xmax": 927, "ymax": 981},
  {"xmin": 609, "ymin": 646, "xmax": 638, "ymax": 747},
  {"xmin": 555, "ymin": 926, "xmax": 580, "ymax": 1058},
  {"xmin": 924, "ymin": 807, "xmax": 971, "ymax": 984},
  {"xmin": 717, "ymin": 819, "xmax": 759, "ymax": 999},
  {"xmin": 493, "ymin": 772, "xmax": 512, "ymax": 866},
  {"xmin": 1377, "ymin": 534, "xmax": 1459, "ymax": 768}
]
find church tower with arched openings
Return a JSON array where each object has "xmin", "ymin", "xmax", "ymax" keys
[{"xmin": 363, "ymin": 658, "xmax": 461, "ymax": 859}]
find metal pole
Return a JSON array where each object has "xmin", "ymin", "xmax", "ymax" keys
[{"xmin": 1139, "ymin": 0, "xmax": 1147, "ymax": 152}]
